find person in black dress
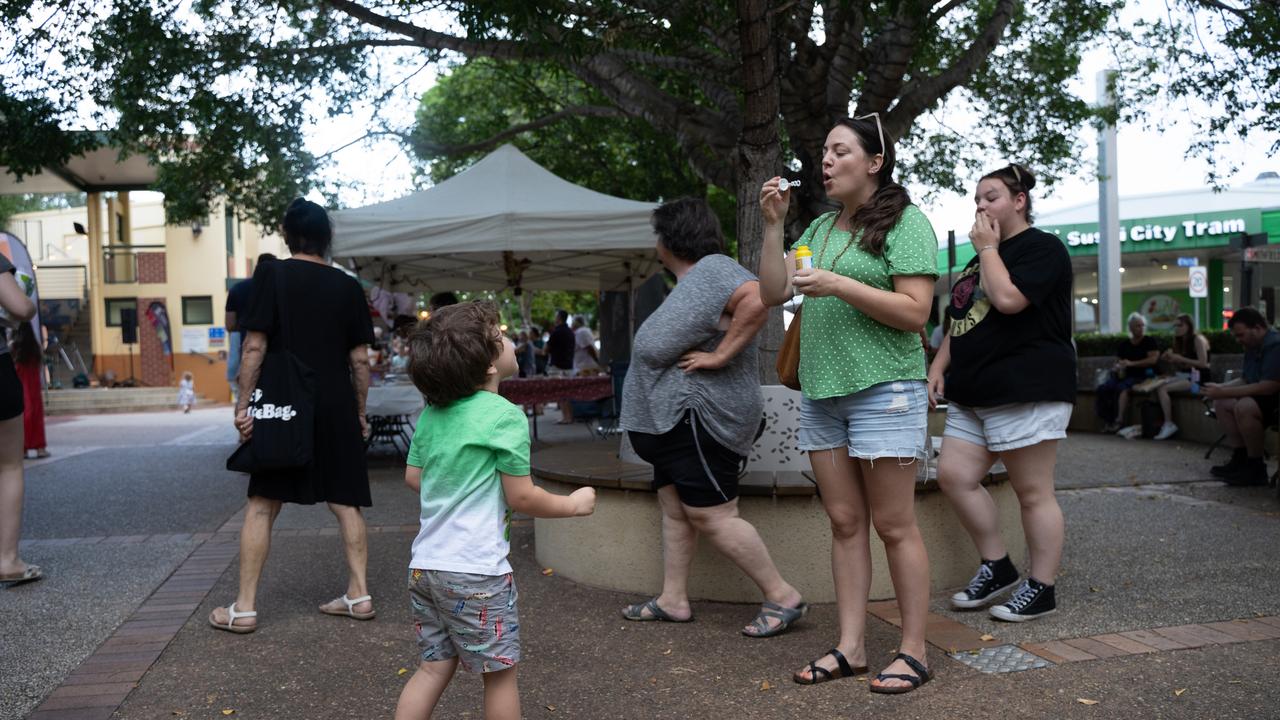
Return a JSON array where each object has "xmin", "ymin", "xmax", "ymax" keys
[{"xmin": 210, "ymin": 199, "xmax": 377, "ymax": 633}]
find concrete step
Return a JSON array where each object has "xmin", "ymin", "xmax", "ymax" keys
[{"xmin": 45, "ymin": 388, "xmax": 214, "ymax": 416}]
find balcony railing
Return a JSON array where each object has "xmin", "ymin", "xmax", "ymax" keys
[{"xmin": 103, "ymin": 245, "xmax": 165, "ymax": 284}]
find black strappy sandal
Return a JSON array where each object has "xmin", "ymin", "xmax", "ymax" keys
[
  {"xmin": 869, "ymin": 652, "xmax": 931, "ymax": 695},
  {"xmin": 793, "ymin": 648, "xmax": 868, "ymax": 685}
]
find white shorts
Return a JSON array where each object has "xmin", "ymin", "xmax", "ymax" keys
[{"xmin": 943, "ymin": 401, "xmax": 1072, "ymax": 453}]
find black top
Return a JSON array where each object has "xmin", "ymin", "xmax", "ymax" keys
[
  {"xmin": 1117, "ymin": 335, "xmax": 1158, "ymax": 362},
  {"xmin": 945, "ymin": 227, "xmax": 1077, "ymax": 406},
  {"xmin": 0, "ymin": 254, "xmax": 14, "ymax": 349},
  {"xmin": 225, "ymin": 277, "xmax": 255, "ymax": 342},
  {"xmin": 239, "ymin": 259, "xmax": 377, "ymax": 506},
  {"xmin": 547, "ymin": 323, "xmax": 575, "ymax": 370}
]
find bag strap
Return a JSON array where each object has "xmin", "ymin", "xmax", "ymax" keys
[{"xmin": 269, "ymin": 261, "xmax": 297, "ymax": 353}]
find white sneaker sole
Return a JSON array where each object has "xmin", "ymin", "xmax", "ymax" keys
[
  {"xmin": 989, "ymin": 605, "xmax": 1058, "ymax": 622},
  {"xmin": 950, "ymin": 578, "xmax": 1021, "ymax": 609}
]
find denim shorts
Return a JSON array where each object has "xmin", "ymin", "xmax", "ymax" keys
[
  {"xmin": 798, "ymin": 380, "xmax": 929, "ymax": 461},
  {"xmin": 944, "ymin": 401, "xmax": 1072, "ymax": 453},
  {"xmin": 408, "ymin": 568, "xmax": 520, "ymax": 673}
]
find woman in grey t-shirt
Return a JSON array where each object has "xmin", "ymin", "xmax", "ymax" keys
[{"xmin": 620, "ymin": 198, "xmax": 807, "ymax": 637}]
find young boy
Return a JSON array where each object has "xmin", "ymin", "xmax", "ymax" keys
[{"xmin": 397, "ymin": 301, "xmax": 595, "ymax": 720}]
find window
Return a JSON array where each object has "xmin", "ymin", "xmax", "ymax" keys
[
  {"xmin": 105, "ymin": 298, "xmax": 137, "ymax": 327},
  {"xmin": 182, "ymin": 296, "xmax": 214, "ymax": 325}
]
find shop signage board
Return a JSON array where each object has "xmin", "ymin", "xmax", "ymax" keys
[
  {"xmin": 1041, "ymin": 209, "xmax": 1263, "ymax": 257},
  {"xmin": 1244, "ymin": 246, "xmax": 1280, "ymax": 263},
  {"xmin": 1176, "ymin": 256, "xmax": 1198, "ymax": 267},
  {"xmin": 1189, "ymin": 266, "xmax": 1208, "ymax": 298}
]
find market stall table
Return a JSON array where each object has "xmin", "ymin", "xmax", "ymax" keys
[
  {"xmin": 365, "ymin": 382, "xmax": 425, "ymax": 457},
  {"xmin": 498, "ymin": 375, "xmax": 614, "ymax": 438}
]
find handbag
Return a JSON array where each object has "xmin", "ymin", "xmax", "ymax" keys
[
  {"xmin": 776, "ymin": 305, "xmax": 803, "ymax": 391},
  {"xmin": 775, "ymin": 216, "xmax": 839, "ymax": 391},
  {"xmin": 226, "ymin": 263, "xmax": 317, "ymax": 473}
]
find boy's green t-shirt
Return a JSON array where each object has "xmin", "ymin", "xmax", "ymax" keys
[
  {"xmin": 406, "ymin": 390, "xmax": 530, "ymax": 576},
  {"xmin": 797, "ymin": 205, "xmax": 939, "ymax": 399}
]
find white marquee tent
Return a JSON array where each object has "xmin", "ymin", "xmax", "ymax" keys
[{"xmin": 330, "ymin": 144, "xmax": 660, "ymax": 292}]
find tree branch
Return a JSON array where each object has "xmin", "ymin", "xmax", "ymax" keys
[
  {"xmin": 414, "ymin": 105, "xmax": 627, "ymax": 157},
  {"xmin": 886, "ymin": 0, "xmax": 1017, "ymax": 137},
  {"xmin": 255, "ymin": 37, "xmax": 426, "ymax": 60},
  {"xmin": 928, "ymin": 0, "xmax": 972, "ymax": 24},
  {"xmin": 322, "ymin": 0, "xmax": 533, "ymax": 59}
]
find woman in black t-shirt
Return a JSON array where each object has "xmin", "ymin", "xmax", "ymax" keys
[
  {"xmin": 1095, "ymin": 312, "xmax": 1160, "ymax": 432},
  {"xmin": 928, "ymin": 164, "xmax": 1075, "ymax": 623}
]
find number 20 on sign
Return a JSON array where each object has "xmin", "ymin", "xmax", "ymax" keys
[{"xmin": 1188, "ymin": 266, "xmax": 1208, "ymax": 298}]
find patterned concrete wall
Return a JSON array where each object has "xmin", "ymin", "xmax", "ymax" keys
[{"xmin": 136, "ymin": 252, "xmax": 167, "ymax": 284}]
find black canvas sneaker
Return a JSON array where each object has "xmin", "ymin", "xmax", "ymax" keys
[
  {"xmin": 989, "ymin": 578, "xmax": 1057, "ymax": 622},
  {"xmin": 1211, "ymin": 448, "xmax": 1248, "ymax": 478},
  {"xmin": 950, "ymin": 556, "xmax": 1020, "ymax": 609}
]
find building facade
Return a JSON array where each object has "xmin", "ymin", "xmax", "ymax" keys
[{"xmin": 6, "ymin": 191, "xmax": 287, "ymax": 398}]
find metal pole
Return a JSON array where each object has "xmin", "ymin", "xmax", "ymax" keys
[
  {"xmin": 1194, "ymin": 297, "xmax": 1200, "ymax": 331},
  {"xmin": 1097, "ymin": 70, "xmax": 1123, "ymax": 334}
]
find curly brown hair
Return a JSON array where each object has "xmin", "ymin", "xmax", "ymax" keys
[
  {"xmin": 831, "ymin": 116, "xmax": 913, "ymax": 259},
  {"xmin": 408, "ymin": 301, "xmax": 503, "ymax": 407}
]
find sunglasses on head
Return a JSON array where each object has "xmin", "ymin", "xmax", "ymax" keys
[{"xmin": 851, "ymin": 112, "xmax": 885, "ymax": 157}]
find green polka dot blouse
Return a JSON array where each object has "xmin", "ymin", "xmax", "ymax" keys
[{"xmin": 797, "ymin": 205, "xmax": 939, "ymax": 400}]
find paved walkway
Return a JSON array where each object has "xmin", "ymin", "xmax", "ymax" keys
[{"xmin": 4, "ymin": 407, "xmax": 1279, "ymax": 719}]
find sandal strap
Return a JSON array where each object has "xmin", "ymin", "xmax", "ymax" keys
[
  {"xmin": 222, "ymin": 602, "xmax": 257, "ymax": 628},
  {"xmin": 874, "ymin": 672, "xmax": 922, "ymax": 689},
  {"xmin": 829, "ymin": 648, "xmax": 855, "ymax": 678},
  {"xmin": 893, "ymin": 652, "xmax": 931, "ymax": 682},
  {"xmin": 807, "ymin": 662, "xmax": 832, "ymax": 682},
  {"xmin": 342, "ymin": 594, "xmax": 373, "ymax": 609}
]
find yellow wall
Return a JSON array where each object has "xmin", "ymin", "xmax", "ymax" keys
[{"xmin": 11, "ymin": 192, "xmax": 288, "ymax": 388}]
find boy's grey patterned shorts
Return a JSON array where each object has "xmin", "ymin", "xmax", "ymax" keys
[{"xmin": 408, "ymin": 568, "xmax": 521, "ymax": 673}]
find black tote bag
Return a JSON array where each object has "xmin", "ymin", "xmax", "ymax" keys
[{"xmin": 227, "ymin": 264, "xmax": 317, "ymax": 473}]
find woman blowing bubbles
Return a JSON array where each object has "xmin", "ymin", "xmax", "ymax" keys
[
  {"xmin": 929, "ymin": 165, "xmax": 1075, "ymax": 622},
  {"xmin": 759, "ymin": 115, "xmax": 939, "ymax": 694}
]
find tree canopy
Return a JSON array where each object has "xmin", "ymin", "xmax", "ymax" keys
[{"xmin": 4, "ymin": 1, "xmax": 1121, "ymax": 233}]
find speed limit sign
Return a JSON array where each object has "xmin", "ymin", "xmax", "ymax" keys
[{"xmin": 1189, "ymin": 266, "xmax": 1208, "ymax": 298}]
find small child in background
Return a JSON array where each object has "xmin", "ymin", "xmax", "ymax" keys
[
  {"xmin": 396, "ymin": 302, "xmax": 595, "ymax": 720},
  {"xmin": 177, "ymin": 371, "xmax": 196, "ymax": 413}
]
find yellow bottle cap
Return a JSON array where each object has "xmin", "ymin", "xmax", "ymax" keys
[{"xmin": 795, "ymin": 245, "xmax": 812, "ymax": 257}]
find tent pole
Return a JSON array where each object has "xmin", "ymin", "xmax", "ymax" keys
[{"xmin": 627, "ymin": 261, "xmax": 636, "ymax": 355}]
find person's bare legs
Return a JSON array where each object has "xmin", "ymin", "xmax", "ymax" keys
[
  {"xmin": 936, "ymin": 436, "xmax": 1003, "ymax": 561},
  {"xmin": 1157, "ymin": 379, "xmax": 1190, "ymax": 424},
  {"xmin": 394, "ymin": 657, "xmax": 458, "ymax": 720},
  {"xmin": 1115, "ymin": 388, "xmax": 1131, "ymax": 426},
  {"xmin": 1232, "ymin": 397, "xmax": 1266, "ymax": 458},
  {"xmin": 635, "ymin": 485, "xmax": 696, "ymax": 621},
  {"xmin": 793, "ymin": 448, "xmax": 870, "ymax": 681},
  {"xmin": 209, "ymin": 495, "xmax": 281, "ymax": 629},
  {"xmin": 322, "ymin": 502, "xmax": 373, "ymax": 616},
  {"xmin": 1214, "ymin": 397, "xmax": 1242, "ymax": 448},
  {"xmin": 682, "ymin": 497, "xmax": 803, "ymax": 633},
  {"xmin": 481, "ymin": 667, "xmax": 520, "ymax": 720},
  {"xmin": 863, "ymin": 457, "xmax": 930, "ymax": 691},
  {"xmin": 0, "ymin": 414, "xmax": 30, "ymax": 577},
  {"xmin": 998, "ymin": 440, "xmax": 1064, "ymax": 583}
]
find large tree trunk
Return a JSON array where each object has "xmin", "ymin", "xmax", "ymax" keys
[{"xmin": 736, "ymin": 0, "xmax": 783, "ymax": 383}]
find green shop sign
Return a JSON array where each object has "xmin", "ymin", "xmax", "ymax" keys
[{"xmin": 1041, "ymin": 208, "xmax": 1262, "ymax": 256}]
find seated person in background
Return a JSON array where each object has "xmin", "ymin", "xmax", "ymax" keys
[
  {"xmin": 389, "ymin": 337, "xmax": 410, "ymax": 374},
  {"xmin": 1148, "ymin": 313, "xmax": 1211, "ymax": 440},
  {"xmin": 572, "ymin": 317, "xmax": 600, "ymax": 375},
  {"xmin": 1205, "ymin": 307, "xmax": 1280, "ymax": 486},
  {"xmin": 1095, "ymin": 312, "xmax": 1160, "ymax": 433}
]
